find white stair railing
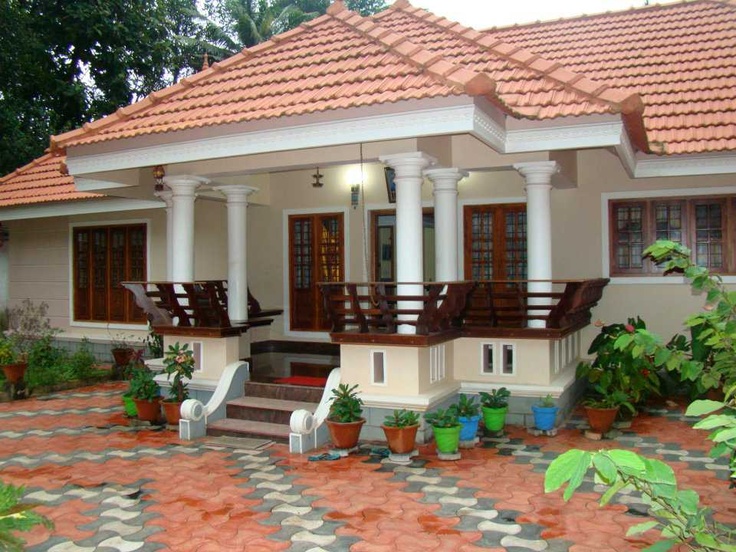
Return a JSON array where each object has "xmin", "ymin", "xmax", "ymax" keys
[{"xmin": 289, "ymin": 367, "xmax": 341, "ymax": 453}]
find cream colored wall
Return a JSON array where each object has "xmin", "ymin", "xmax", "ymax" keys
[
  {"xmin": 7, "ymin": 209, "xmax": 167, "ymax": 339},
  {"xmin": 193, "ymin": 198, "xmax": 228, "ymax": 280},
  {"xmin": 453, "ymin": 337, "xmax": 553, "ymax": 386}
]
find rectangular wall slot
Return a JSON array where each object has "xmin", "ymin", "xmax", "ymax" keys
[
  {"xmin": 481, "ymin": 343, "xmax": 495, "ymax": 374},
  {"xmin": 502, "ymin": 343, "xmax": 516, "ymax": 375},
  {"xmin": 430, "ymin": 344, "xmax": 446, "ymax": 383},
  {"xmin": 371, "ymin": 350, "xmax": 386, "ymax": 385},
  {"xmin": 192, "ymin": 341, "xmax": 203, "ymax": 372}
]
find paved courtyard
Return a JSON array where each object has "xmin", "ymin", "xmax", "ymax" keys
[{"xmin": 0, "ymin": 382, "xmax": 734, "ymax": 551}]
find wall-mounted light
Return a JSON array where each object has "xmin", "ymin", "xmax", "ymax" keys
[
  {"xmin": 152, "ymin": 165, "xmax": 165, "ymax": 192},
  {"xmin": 312, "ymin": 168, "xmax": 324, "ymax": 188},
  {"xmin": 350, "ymin": 184, "xmax": 360, "ymax": 209},
  {"xmin": 347, "ymin": 165, "xmax": 362, "ymax": 209}
]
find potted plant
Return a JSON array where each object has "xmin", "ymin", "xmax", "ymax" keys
[
  {"xmin": 0, "ymin": 338, "xmax": 26, "ymax": 384},
  {"xmin": 129, "ymin": 367, "xmax": 161, "ymax": 423},
  {"xmin": 479, "ymin": 387, "xmax": 511, "ymax": 433},
  {"xmin": 583, "ymin": 385, "xmax": 634, "ymax": 435},
  {"xmin": 325, "ymin": 383, "xmax": 365, "ymax": 449},
  {"xmin": 452, "ymin": 394, "xmax": 481, "ymax": 441},
  {"xmin": 381, "ymin": 409, "xmax": 420, "ymax": 454},
  {"xmin": 425, "ymin": 408, "xmax": 461, "ymax": 454},
  {"xmin": 532, "ymin": 394, "xmax": 559, "ymax": 431},
  {"xmin": 109, "ymin": 332, "xmax": 136, "ymax": 379},
  {"xmin": 162, "ymin": 342, "xmax": 195, "ymax": 426}
]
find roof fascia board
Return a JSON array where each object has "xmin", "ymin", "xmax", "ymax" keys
[
  {"xmin": 0, "ymin": 198, "xmax": 163, "ymax": 221},
  {"xmin": 65, "ymin": 104, "xmax": 478, "ymax": 176},
  {"xmin": 633, "ymin": 154, "xmax": 736, "ymax": 178},
  {"xmin": 504, "ymin": 119, "xmax": 625, "ymax": 153},
  {"xmin": 75, "ymin": 178, "xmax": 133, "ymax": 192}
]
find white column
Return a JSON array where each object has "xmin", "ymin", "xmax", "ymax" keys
[
  {"xmin": 155, "ymin": 190, "xmax": 174, "ymax": 280},
  {"xmin": 163, "ymin": 176, "xmax": 207, "ymax": 282},
  {"xmin": 214, "ymin": 185, "xmax": 258, "ymax": 323},
  {"xmin": 513, "ymin": 161, "xmax": 559, "ymax": 328},
  {"xmin": 379, "ymin": 152, "xmax": 436, "ymax": 334},
  {"xmin": 425, "ymin": 168, "xmax": 467, "ymax": 282}
]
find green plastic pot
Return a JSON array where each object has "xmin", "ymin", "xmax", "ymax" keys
[
  {"xmin": 432, "ymin": 424, "xmax": 461, "ymax": 454},
  {"xmin": 482, "ymin": 405, "xmax": 507, "ymax": 432},
  {"xmin": 122, "ymin": 393, "xmax": 137, "ymax": 417}
]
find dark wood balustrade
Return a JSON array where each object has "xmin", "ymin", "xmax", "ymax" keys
[
  {"xmin": 319, "ymin": 279, "xmax": 609, "ymax": 342},
  {"xmin": 122, "ymin": 280, "xmax": 283, "ymax": 337}
]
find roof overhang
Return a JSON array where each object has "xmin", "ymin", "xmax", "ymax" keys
[
  {"xmin": 0, "ymin": 198, "xmax": 163, "ymax": 221},
  {"xmin": 62, "ymin": 96, "xmax": 736, "ymax": 180}
]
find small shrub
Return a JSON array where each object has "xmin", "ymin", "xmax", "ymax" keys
[
  {"xmin": 26, "ymin": 336, "xmax": 66, "ymax": 389},
  {"xmin": 65, "ymin": 339, "xmax": 99, "ymax": 382},
  {"xmin": 0, "ymin": 480, "xmax": 53, "ymax": 551}
]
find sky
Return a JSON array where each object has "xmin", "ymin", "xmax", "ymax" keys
[{"xmin": 409, "ymin": 0, "xmax": 678, "ymax": 29}]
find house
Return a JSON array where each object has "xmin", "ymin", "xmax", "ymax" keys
[{"xmin": 1, "ymin": 0, "xmax": 734, "ymax": 443}]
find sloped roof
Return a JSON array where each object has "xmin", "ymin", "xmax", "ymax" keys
[
  {"xmin": 50, "ymin": 0, "xmax": 644, "ymax": 151},
  {"xmin": 0, "ymin": 154, "xmax": 100, "ymax": 207},
  {"xmin": 487, "ymin": 0, "xmax": 736, "ymax": 155}
]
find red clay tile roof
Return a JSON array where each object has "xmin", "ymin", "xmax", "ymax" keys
[
  {"xmin": 50, "ymin": 0, "xmax": 646, "ymax": 152},
  {"xmin": 487, "ymin": 0, "xmax": 736, "ymax": 155},
  {"xmin": 0, "ymin": 153, "xmax": 100, "ymax": 207}
]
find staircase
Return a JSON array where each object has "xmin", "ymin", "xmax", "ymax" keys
[{"xmin": 207, "ymin": 382, "xmax": 322, "ymax": 442}]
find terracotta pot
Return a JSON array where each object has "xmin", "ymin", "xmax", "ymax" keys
[
  {"xmin": 382, "ymin": 424, "xmax": 418, "ymax": 454},
  {"xmin": 112, "ymin": 348, "xmax": 134, "ymax": 367},
  {"xmin": 584, "ymin": 405, "xmax": 619, "ymax": 434},
  {"xmin": 1, "ymin": 362, "xmax": 27, "ymax": 384},
  {"xmin": 162, "ymin": 400, "xmax": 182, "ymax": 426},
  {"xmin": 133, "ymin": 397, "xmax": 162, "ymax": 423},
  {"xmin": 325, "ymin": 418, "xmax": 365, "ymax": 449}
]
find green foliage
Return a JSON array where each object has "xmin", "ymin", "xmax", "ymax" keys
[
  {"xmin": 382, "ymin": 409, "xmax": 420, "ymax": 428},
  {"xmin": 129, "ymin": 368, "xmax": 160, "ymax": 401},
  {"xmin": 0, "ymin": 339, "xmax": 17, "ymax": 366},
  {"xmin": 0, "ymin": 480, "xmax": 53, "ymax": 551},
  {"xmin": 545, "ymin": 449, "xmax": 736, "ymax": 551},
  {"xmin": 424, "ymin": 408, "xmax": 459, "ymax": 428},
  {"xmin": 328, "ymin": 383, "xmax": 363, "ymax": 423},
  {"xmin": 146, "ymin": 327, "xmax": 164, "ymax": 358},
  {"xmin": 25, "ymin": 336, "xmax": 66, "ymax": 390},
  {"xmin": 579, "ymin": 316, "xmax": 661, "ymax": 409},
  {"xmin": 4, "ymin": 299, "xmax": 58, "ymax": 361},
  {"xmin": 686, "ymin": 389, "xmax": 736, "ymax": 481},
  {"xmin": 538, "ymin": 394, "xmax": 556, "ymax": 408},
  {"xmin": 62, "ymin": 339, "xmax": 99, "ymax": 383},
  {"xmin": 452, "ymin": 394, "xmax": 480, "ymax": 417},
  {"xmin": 163, "ymin": 342, "xmax": 195, "ymax": 402},
  {"xmin": 479, "ymin": 387, "xmax": 510, "ymax": 409}
]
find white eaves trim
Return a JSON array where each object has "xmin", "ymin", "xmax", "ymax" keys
[
  {"xmin": 0, "ymin": 198, "xmax": 164, "ymax": 221},
  {"xmin": 634, "ymin": 154, "xmax": 736, "ymax": 178},
  {"xmin": 75, "ymin": 178, "xmax": 133, "ymax": 192}
]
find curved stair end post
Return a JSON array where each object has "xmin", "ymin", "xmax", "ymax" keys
[
  {"xmin": 179, "ymin": 360, "xmax": 250, "ymax": 440},
  {"xmin": 289, "ymin": 367, "xmax": 341, "ymax": 454}
]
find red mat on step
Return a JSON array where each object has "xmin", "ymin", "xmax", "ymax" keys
[{"xmin": 273, "ymin": 376, "xmax": 328, "ymax": 387}]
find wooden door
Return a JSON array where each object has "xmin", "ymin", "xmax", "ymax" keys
[{"xmin": 289, "ymin": 213, "xmax": 344, "ymax": 331}]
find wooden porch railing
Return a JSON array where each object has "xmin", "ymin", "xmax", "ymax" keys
[
  {"xmin": 122, "ymin": 280, "xmax": 282, "ymax": 337},
  {"xmin": 318, "ymin": 282, "xmax": 474, "ymax": 336},
  {"xmin": 319, "ymin": 279, "xmax": 609, "ymax": 339}
]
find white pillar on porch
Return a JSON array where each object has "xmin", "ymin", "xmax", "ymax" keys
[
  {"xmin": 513, "ymin": 161, "xmax": 559, "ymax": 328},
  {"xmin": 379, "ymin": 152, "xmax": 436, "ymax": 334},
  {"xmin": 163, "ymin": 176, "xmax": 207, "ymax": 282},
  {"xmin": 425, "ymin": 168, "xmax": 467, "ymax": 282},
  {"xmin": 155, "ymin": 190, "xmax": 174, "ymax": 280},
  {"xmin": 214, "ymin": 185, "xmax": 258, "ymax": 323}
]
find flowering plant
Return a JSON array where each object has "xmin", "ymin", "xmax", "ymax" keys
[{"xmin": 163, "ymin": 342, "xmax": 195, "ymax": 402}]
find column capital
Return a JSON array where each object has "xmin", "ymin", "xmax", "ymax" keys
[
  {"xmin": 379, "ymin": 152, "xmax": 437, "ymax": 174},
  {"xmin": 155, "ymin": 189, "xmax": 173, "ymax": 207},
  {"xmin": 163, "ymin": 175, "xmax": 209, "ymax": 196},
  {"xmin": 214, "ymin": 185, "xmax": 259, "ymax": 203},
  {"xmin": 424, "ymin": 167, "xmax": 468, "ymax": 193},
  {"xmin": 513, "ymin": 161, "xmax": 559, "ymax": 186}
]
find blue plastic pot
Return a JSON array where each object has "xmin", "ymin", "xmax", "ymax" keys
[
  {"xmin": 532, "ymin": 404, "xmax": 559, "ymax": 431},
  {"xmin": 458, "ymin": 415, "xmax": 480, "ymax": 441}
]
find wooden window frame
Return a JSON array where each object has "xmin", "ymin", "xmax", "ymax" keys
[
  {"xmin": 609, "ymin": 195, "xmax": 736, "ymax": 276},
  {"xmin": 73, "ymin": 224, "xmax": 147, "ymax": 323},
  {"xmin": 463, "ymin": 203, "xmax": 527, "ymax": 281}
]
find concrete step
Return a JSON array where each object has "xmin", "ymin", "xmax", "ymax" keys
[
  {"xmin": 243, "ymin": 381, "xmax": 324, "ymax": 403},
  {"xmin": 207, "ymin": 418, "xmax": 291, "ymax": 441},
  {"xmin": 226, "ymin": 396, "xmax": 319, "ymax": 425}
]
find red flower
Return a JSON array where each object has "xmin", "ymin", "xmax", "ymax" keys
[
  {"xmin": 641, "ymin": 369, "xmax": 650, "ymax": 377},
  {"xmin": 624, "ymin": 324, "xmax": 635, "ymax": 333}
]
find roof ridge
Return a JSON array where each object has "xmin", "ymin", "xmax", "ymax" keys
[
  {"xmin": 0, "ymin": 152, "xmax": 59, "ymax": 184},
  {"xmin": 389, "ymin": 0, "xmax": 651, "ymax": 152},
  {"xmin": 49, "ymin": 13, "xmax": 332, "ymax": 152},
  {"xmin": 328, "ymin": 0, "xmax": 523, "ymax": 116}
]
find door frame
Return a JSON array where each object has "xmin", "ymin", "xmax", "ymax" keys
[
  {"xmin": 282, "ymin": 207, "xmax": 350, "ymax": 339},
  {"xmin": 457, "ymin": 197, "xmax": 526, "ymax": 278},
  {"xmin": 369, "ymin": 207, "xmax": 435, "ymax": 282}
]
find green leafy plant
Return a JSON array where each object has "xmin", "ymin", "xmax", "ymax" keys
[
  {"xmin": 145, "ymin": 326, "xmax": 164, "ymax": 358},
  {"xmin": 424, "ymin": 408, "xmax": 459, "ymax": 428},
  {"xmin": 0, "ymin": 480, "xmax": 53, "ymax": 551},
  {"xmin": 129, "ymin": 367, "xmax": 160, "ymax": 401},
  {"xmin": 538, "ymin": 394, "xmax": 556, "ymax": 408},
  {"xmin": 328, "ymin": 383, "xmax": 363, "ymax": 423},
  {"xmin": 545, "ymin": 448, "xmax": 736, "ymax": 551},
  {"xmin": 578, "ymin": 316, "xmax": 661, "ymax": 408},
  {"xmin": 686, "ymin": 388, "xmax": 736, "ymax": 481},
  {"xmin": 383, "ymin": 409, "xmax": 420, "ymax": 428},
  {"xmin": 4, "ymin": 299, "xmax": 58, "ymax": 359},
  {"xmin": 452, "ymin": 394, "xmax": 480, "ymax": 417},
  {"xmin": 479, "ymin": 387, "xmax": 510, "ymax": 409},
  {"xmin": 0, "ymin": 339, "xmax": 17, "ymax": 365},
  {"xmin": 163, "ymin": 342, "xmax": 195, "ymax": 402}
]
